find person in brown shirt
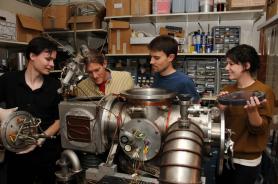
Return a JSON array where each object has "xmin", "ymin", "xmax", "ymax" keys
[{"xmin": 216, "ymin": 44, "xmax": 275, "ymax": 184}]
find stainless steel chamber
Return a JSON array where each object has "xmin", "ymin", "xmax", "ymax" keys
[{"xmin": 58, "ymin": 88, "xmax": 227, "ymax": 183}]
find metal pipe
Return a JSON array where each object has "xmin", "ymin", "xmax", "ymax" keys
[
  {"xmin": 60, "ymin": 149, "xmax": 82, "ymax": 174},
  {"xmin": 55, "ymin": 150, "xmax": 82, "ymax": 183},
  {"xmin": 159, "ymin": 121, "xmax": 204, "ymax": 184}
]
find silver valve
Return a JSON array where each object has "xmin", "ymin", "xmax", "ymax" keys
[
  {"xmin": 178, "ymin": 94, "xmax": 192, "ymax": 128},
  {"xmin": 224, "ymin": 129, "xmax": 235, "ymax": 170}
]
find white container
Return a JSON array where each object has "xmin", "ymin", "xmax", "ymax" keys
[
  {"xmin": 185, "ymin": 0, "xmax": 199, "ymax": 13},
  {"xmin": 172, "ymin": 0, "xmax": 186, "ymax": 13},
  {"xmin": 17, "ymin": 52, "xmax": 26, "ymax": 71},
  {"xmin": 130, "ymin": 37, "xmax": 156, "ymax": 45},
  {"xmin": 200, "ymin": 0, "xmax": 214, "ymax": 12}
]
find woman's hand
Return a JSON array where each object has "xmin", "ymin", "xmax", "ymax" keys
[
  {"xmin": 0, "ymin": 107, "xmax": 18, "ymax": 123},
  {"xmin": 244, "ymin": 96, "xmax": 267, "ymax": 127},
  {"xmin": 217, "ymin": 91, "xmax": 229, "ymax": 111},
  {"xmin": 17, "ymin": 138, "xmax": 46, "ymax": 154},
  {"xmin": 244, "ymin": 96, "xmax": 266, "ymax": 112}
]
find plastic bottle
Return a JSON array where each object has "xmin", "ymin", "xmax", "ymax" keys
[
  {"xmin": 206, "ymin": 31, "xmax": 213, "ymax": 53},
  {"xmin": 195, "ymin": 30, "xmax": 201, "ymax": 53}
]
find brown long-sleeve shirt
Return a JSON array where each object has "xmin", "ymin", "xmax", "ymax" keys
[{"xmin": 222, "ymin": 80, "xmax": 275, "ymax": 159}]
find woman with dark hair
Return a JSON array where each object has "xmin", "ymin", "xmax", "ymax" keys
[
  {"xmin": 216, "ymin": 44, "xmax": 275, "ymax": 184},
  {"xmin": 0, "ymin": 36, "xmax": 62, "ymax": 184}
]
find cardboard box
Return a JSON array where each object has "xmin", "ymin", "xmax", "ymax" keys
[
  {"xmin": 42, "ymin": 5, "xmax": 69, "ymax": 30},
  {"xmin": 68, "ymin": 15, "xmax": 101, "ymax": 30},
  {"xmin": 17, "ymin": 14, "xmax": 43, "ymax": 42},
  {"xmin": 131, "ymin": 0, "xmax": 152, "ymax": 15},
  {"xmin": 129, "ymin": 45, "xmax": 149, "ymax": 54},
  {"xmin": 109, "ymin": 20, "xmax": 129, "ymax": 28},
  {"xmin": 0, "ymin": 10, "xmax": 16, "ymax": 41},
  {"xmin": 160, "ymin": 27, "xmax": 185, "ymax": 38},
  {"xmin": 108, "ymin": 20, "xmax": 131, "ymax": 54},
  {"xmin": 108, "ymin": 20, "xmax": 149, "ymax": 54},
  {"xmin": 228, "ymin": 0, "xmax": 266, "ymax": 9},
  {"xmin": 266, "ymin": 0, "xmax": 278, "ymax": 20},
  {"xmin": 106, "ymin": 0, "xmax": 130, "ymax": 16}
]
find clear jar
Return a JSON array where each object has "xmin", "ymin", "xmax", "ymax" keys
[{"xmin": 200, "ymin": 0, "xmax": 214, "ymax": 12}]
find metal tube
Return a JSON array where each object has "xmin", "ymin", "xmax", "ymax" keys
[
  {"xmin": 61, "ymin": 149, "xmax": 82, "ymax": 173},
  {"xmin": 159, "ymin": 122, "xmax": 204, "ymax": 184}
]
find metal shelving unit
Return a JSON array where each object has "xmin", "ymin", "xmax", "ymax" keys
[
  {"xmin": 106, "ymin": 53, "xmax": 226, "ymax": 57},
  {"xmin": 0, "ymin": 39, "xmax": 28, "ymax": 48},
  {"xmin": 105, "ymin": 9, "xmax": 264, "ymax": 24},
  {"xmin": 43, "ymin": 29, "xmax": 107, "ymax": 36},
  {"xmin": 105, "ymin": 9, "xmax": 263, "ymax": 56},
  {"xmin": 105, "ymin": 9, "xmax": 263, "ymax": 95},
  {"xmin": 257, "ymin": 14, "xmax": 278, "ymax": 30}
]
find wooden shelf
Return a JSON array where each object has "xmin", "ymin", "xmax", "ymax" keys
[
  {"xmin": 106, "ymin": 53, "xmax": 149, "ymax": 56},
  {"xmin": 179, "ymin": 53, "xmax": 226, "ymax": 56},
  {"xmin": 105, "ymin": 9, "xmax": 264, "ymax": 23},
  {"xmin": 257, "ymin": 14, "xmax": 278, "ymax": 30},
  {"xmin": 0, "ymin": 39, "xmax": 28, "ymax": 48}
]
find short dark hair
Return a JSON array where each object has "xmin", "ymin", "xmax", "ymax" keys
[
  {"xmin": 148, "ymin": 35, "xmax": 178, "ymax": 60},
  {"xmin": 226, "ymin": 44, "xmax": 260, "ymax": 74},
  {"xmin": 83, "ymin": 49, "xmax": 105, "ymax": 65},
  {"xmin": 26, "ymin": 36, "xmax": 58, "ymax": 60}
]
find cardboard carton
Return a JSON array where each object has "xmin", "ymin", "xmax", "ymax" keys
[
  {"xmin": 108, "ymin": 20, "xmax": 131, "ymax": 54},
  {"xmin": 68, "ymin": 15, "xmax": 101, "ymax": 30},
  {"xmin": 131, "ymin": 0, "xmax": 152, "ymax": 15},
  {"xmin": 160, "ymin": 27, "xmax": 185, "ymax": 38},
  {"xmin": 228, "ymin": 0, "xmax": 266, "ymax": 9},
  {"xmin": 129, "ymin": 45, "xmax": 149, "ymax": 54},
  {"xmin": 108, "ymin": 20, "xmax": 150, "ymax": 54},
  {"xmin": 17, "ymin": 14, "xmax": 43, "ymax": 42},
  {"xmin": 42, "ymin": 5, "xmax": 69, "ymax": 30},
  {"xmin": 266, "ymin": 0, "xmax": 278, "ymax": 20},
  {"xmin": 109, "ymin": 20, "xmax": 129, "ymax": 28},
  {"xmin": 106, "ymin": 0, "xmax": 130, "ymax": 16}
]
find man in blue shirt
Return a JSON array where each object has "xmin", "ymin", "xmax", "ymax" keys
[{"xmin": 148, "ymin": 35, "xmax": 199, "ymax": 102}]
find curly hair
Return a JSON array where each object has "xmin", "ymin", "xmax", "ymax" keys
[{"xmin": 225, "ymin": 44, "xmax": 260, "ymax": 74}]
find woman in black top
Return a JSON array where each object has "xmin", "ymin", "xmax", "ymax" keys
[{"xmin": 0, "ymin": 37, "xmax": 62, "ymax": 184}]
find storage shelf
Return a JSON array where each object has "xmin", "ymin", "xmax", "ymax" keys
[
  {"xmin": 0, "ymin": 39, "xmax": 28, "ymax": 48},
  {"xmin": 43, "ymin": 29, "xmax": 107, "ymax": 36},
  {"xmin": 105, "ymin": 10, "xmax": 264, "ymax": 23},
  {"xmin": 106, "ymin": 53, "xmax": 226, "ymax": 57},
  {"xmin": 179, "ymin": 53, "xmax": 226, "ymax": 56},
  {"xmin": 257, "ymin": 14, "xmax": 278, "ymax": 30}
]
